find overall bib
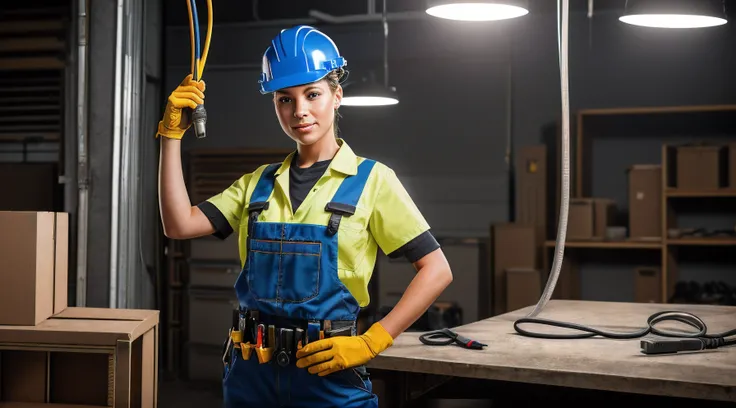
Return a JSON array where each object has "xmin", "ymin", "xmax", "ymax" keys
[{"xmin": 222, "ymin": 159, "xmax": 379, "ymax": 408}]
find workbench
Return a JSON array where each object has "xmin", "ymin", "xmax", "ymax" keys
[{"xmin": 368, "ymin": 300, "xmax": 736, "ymax": 407}]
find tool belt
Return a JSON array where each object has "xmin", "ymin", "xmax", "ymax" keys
[{"xmin": 223, "ymin": 309, "xmax": 356, "ymax": 368}]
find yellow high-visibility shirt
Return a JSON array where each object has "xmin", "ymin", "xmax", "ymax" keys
[{"xmin": 204, "ymin": 139, "xmax": 431, "ymax": 307}]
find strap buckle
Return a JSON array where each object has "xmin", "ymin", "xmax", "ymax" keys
[
  {"xmin": 248, "ymin": 201, "xmax": 269, "ymax": 214},
  {"xmin": 324, "ymin": 202, "xmax": 356, "ymax": 236}
]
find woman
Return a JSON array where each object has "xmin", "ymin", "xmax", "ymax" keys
[{"xmin": 157, "ymin": 25, "xmax": 453, "ymax": 407}]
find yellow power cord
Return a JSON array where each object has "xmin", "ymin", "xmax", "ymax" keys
[{"xmin": 186, "ymin": 0, "xmax": 212, "ymax": 138}]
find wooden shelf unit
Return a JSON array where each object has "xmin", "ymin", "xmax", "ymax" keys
[
  {"xmin": 665, "ymin": 189, "xmax": 736, "ymax": 198},
  {"xmin": 660, "ymin": 143, "xmax": 736, "ymax": 301},
  {"xmin": 574, "ymin": 104, "xmax": 736, "ymax": 198},
  {"xmin": 544, "ymin": 240, "xmax": 661, "ymax": 249},
  {"xmin": 546, "ymin": 104, "xmax": 736, "ymax": 304},
  {"xmin": 667, "ymin": 238, "xmax": 736, "ymax": 246}
]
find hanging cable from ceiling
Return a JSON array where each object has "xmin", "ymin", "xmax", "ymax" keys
[
  {"xmin": 383, "ymin": 0, "xmax": 389, "ymax": 89},
  {"xmin": 588, "ymin": 0, "xmax": 594, "ymax": 49}
]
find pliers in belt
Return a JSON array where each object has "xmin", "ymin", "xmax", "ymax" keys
[{"xmin": 419, "ymin": 328, "xmax": 487, "ymax": 350}]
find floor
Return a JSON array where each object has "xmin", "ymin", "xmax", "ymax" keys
[
  {"xmin": 158, "ymin": 378, "xmax": 223, "ymax": 407},
  {"xmin": 156, "ymin": 377, "xmax": 492, "ymax": 408},
  {"xmin": 157, "ymin": 376, "xmax": 733, "ymax": 408}
]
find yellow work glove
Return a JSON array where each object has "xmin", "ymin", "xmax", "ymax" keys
[
  {"xmin": 295, "ymin": 322, "xmax": 394, "ymax": 377},
  {"xmin": 156, "ymin": 74, "xmax": 205, "ymax": 140}
]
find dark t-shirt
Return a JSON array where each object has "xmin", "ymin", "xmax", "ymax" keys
[
  {"xmin": 198, "ymin": 155, "xmax": 440, "ymax": 263},
  {"xmin": 289, "ymin": 156, "xmax": 330, "ymax": 212}
]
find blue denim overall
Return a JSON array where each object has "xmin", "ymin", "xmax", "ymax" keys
[{"xmin": 223, "ymin": 159, "xmax": 379, "ymax": 408}]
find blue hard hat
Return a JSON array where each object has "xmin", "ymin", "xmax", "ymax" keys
[{"xmin": 259, "ymin": 25, "xmax": 347, "ymax": 94}]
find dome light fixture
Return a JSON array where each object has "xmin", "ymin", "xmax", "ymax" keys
[
  {"xmin": 425, "ymin": 0, "xmax": 529, "ymax": 22},
  {"xmin": 342, "ymin": 0, "xmax": 399, "ymax": 107},
  {"xmin": 341, "ymin": 78, "xmax": 399, "ymax": 107},
  {"xmin": 619, "ymin": 0, "xmax": 727, "ymax": 29}
]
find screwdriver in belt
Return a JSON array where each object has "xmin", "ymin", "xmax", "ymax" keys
[{"xmin": 257, "ymin": 324, "xmax": 264, "ymax": 348}]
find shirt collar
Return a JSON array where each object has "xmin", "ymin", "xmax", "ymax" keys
[
  {"xmin": 330, "ymin": 138, "xmax": 358, "ymax": 176},
  {"xmin": 274, "ymin": 138, "xmax": 358, "ymax": 177}
]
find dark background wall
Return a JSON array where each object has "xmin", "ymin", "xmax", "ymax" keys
[{"xmin": 161, "ymin": 0, "xmax": 736, "ymax": 301}]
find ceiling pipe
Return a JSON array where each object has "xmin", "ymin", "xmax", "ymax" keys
[
  {"xmin": 308, "ymin": 9, "xmax": 428, "ymax": 24},
  {"xmin": 167, "ymin": 7, "xmax": 428, "ymax": 30},
  {"xmin": 169, "ymin": 5, "xmax": 426, "ymax": 30}
]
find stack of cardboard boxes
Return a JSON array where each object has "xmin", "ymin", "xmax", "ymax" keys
[
  {"xmin": 0, "ymin": 211, "xmax": 159, "ymax": 408},
  {"xmin": 490, "ymin": 146, "xmax": 580, "ymax": 316}
]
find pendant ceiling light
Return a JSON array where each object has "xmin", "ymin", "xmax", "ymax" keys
[
  {"xmin": 619, "ymin": 0, "xmax": 727, "ymax": 28},
  {"xmin": 425, "ymin": 0, "xmax": 529, "ymax": 22},
  {"xmin": 341, "ymin": 76, "xmax": 399, "ymax": 106},
  {"xmin": 342, "ymin": 0, "xmax": 399, "ymax": 107}
]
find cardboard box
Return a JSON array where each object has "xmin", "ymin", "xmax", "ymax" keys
[
  {"xmin": 0, "ymin": 307, "xmax": 159, "ymax": 408},
  {"xmin": 628, "ymin": 165, "xmax": 661, "ymax": 239},
  {"xmin": 567, "ymin": 198, "xmax": 615, "ymax": 240},
  {"xmin": 492, "ymin": 224, "xmax": 536, "ymax": 315},
  {"xmin": 676, "ymin": 145, "xmax": 727, "ymax": 189},
  {"xmin": 0, "ymin": 211, "xmax": 68, "ymax": 326},
  {"xmin": 505, "ymin": 268, "xmax": 542, "ymax": 312},
  {"xmin": 551, "ymin": 258, "xmax": 581, "ymax": 300},
  {"xmin": 634, "ymin": 267, "xmax": 661, "ymax": 303},
  {"xmin": 516, "ymin": 145, "xmax": 547, "ymax": 246}
]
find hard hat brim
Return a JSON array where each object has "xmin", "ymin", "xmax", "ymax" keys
[{"xmin": 260, "ymin": 70, "xmax": 333, "ymax": 94}]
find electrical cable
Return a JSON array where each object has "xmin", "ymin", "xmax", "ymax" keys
[
  {"xmin": 186, "ymin": 0, "xmax": 211, "ymax": 138},
  {"xmin": 186, "ymin": 0, "xmax": 195, "ymax": 77},
  {"xmin": 382, "ymin": 0, "xmax": 388, "ymax": 88},
  {"xmin": 522, "ymin": 0, "xmax": 570, "ymax": 322},
  {"xmin": 512, "ymin": 0, "xmax": 736, "ymax": 356},
  {"xmin": 191, "ymin": 0, "xmax": 201, "ymax": 80},
  {"xmin": 419, "ymin": 328, "xmax": 488, "ymax": 350}
]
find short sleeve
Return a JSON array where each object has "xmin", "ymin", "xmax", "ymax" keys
[
  {"xmin": 202, "ymin": 173, "xmax": 252, "ymax": 235},
  {"xmin": 369, "ymin": 168, "xmax": 431, "ymax": 255}
]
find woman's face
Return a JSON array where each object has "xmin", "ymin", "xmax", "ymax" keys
[{"xmin": 274, "ymin": 80, "xmax": 342, "ymax": 146}]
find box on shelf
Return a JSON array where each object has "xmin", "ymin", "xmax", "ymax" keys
[
  {"xmin": 567, "ymin": 198, "xmax": 615, "ymax": 240},
  {"xmin": 676, "ymin": 144, "xmax": 727, "ymax": 190},
  {"xmin": 491, "ymin": 223, "xmax": 536, "ymax": 316},
  {"xmin": 505, "ymin": 268, "xmax": 542, "ymax": 312},
  {"xmin": 627, "ymin": 165, "xmax": 661, "ymax": 240},
  {"xmin": 0, "ymin": 307, "xmax": 159, "ymax": 408},
  {"xmin": 0, "ymin": 211, "xmax": 68, "ymax": 326},
  {"xmin": 634, "ymin": 267, "xmax": 661, "ymax": 303}
]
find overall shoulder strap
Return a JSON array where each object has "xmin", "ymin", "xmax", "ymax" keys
[
  {"xmin": 248, "ymin": 162, "xmax": 280, "ymax": 216},
  {"xmin": 324, "ymin": 159, "xmax": 377, "ymax": 236}
]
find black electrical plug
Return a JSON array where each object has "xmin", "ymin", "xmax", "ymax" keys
[{"xmin": 640, "ymin": 337, "xmax": 726, "ymax": 355}]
